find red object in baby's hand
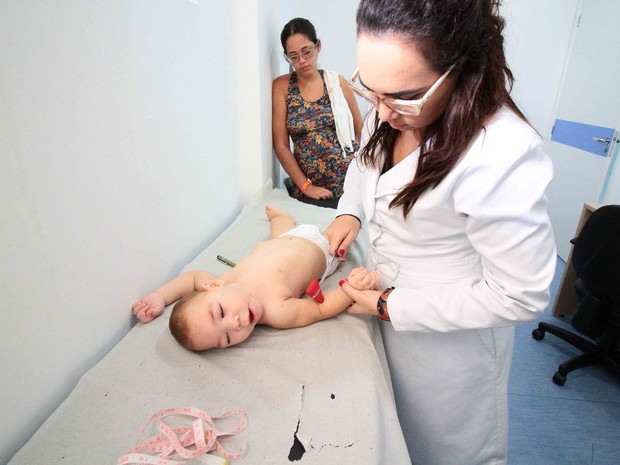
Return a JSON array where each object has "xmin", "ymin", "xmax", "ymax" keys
[{"xmin": 306, "ymin": 278, "xmax": 324, "ymax": 303}]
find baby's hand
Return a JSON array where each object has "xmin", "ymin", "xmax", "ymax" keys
[
  {"xmin": 131, "ymin": 291, "xmax": 165, "ymax": 323},
  {"xmin": 346, "ymin": 267, "xmax": 380, "ymax": 291}
]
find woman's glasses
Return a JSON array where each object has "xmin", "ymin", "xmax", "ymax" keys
[
  {"xmin": 284, "ymin": 44, "xmax": 317, "ymax": 64},
  {"xmin": 347, "ymin": 64, "xmax": 455, "ymax": 116}
]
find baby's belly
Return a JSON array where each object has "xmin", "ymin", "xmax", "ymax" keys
[{"xmin": 252, "ymin": 238, "xmax": 326, "ymax": 294}]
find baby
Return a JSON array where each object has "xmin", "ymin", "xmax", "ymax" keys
[{"xmin": 132, "ymin": 205, "xmax": 378, "ymax": 351}]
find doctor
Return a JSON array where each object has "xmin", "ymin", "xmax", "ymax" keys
[{"xmin": 326, "ymin": 0, "xmax": 556, "ymax": 464}]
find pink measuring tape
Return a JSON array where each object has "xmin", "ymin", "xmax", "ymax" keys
[{"xmin": 117, "ymin": 407, "xmax": 247, "ymax": 465}]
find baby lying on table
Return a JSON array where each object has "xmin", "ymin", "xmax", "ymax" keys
[{"xmin": 132, "ymin": 205, "xmax": 378, "ymax": 350}]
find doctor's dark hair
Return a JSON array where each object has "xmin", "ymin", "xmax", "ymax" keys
[
  {"xmin": 280, "ymin": 17, "xmax": 318, "ymax": 51},
  {"xmin": 357, "ymin": 0, "xmax": 526, "ymax": 217}
]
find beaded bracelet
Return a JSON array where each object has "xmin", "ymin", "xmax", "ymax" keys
[
  {"xmin": 301, "ymin": 178, "xmax": 312, "ymax": 194},
  {"xmin": 377, "ymin": 286, "xmax": 395, "ymax": 321}
]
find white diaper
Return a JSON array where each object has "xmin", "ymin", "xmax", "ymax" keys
[{"xmin": 281, "ymin": 224, "xmax": 339, "ymax": 277}]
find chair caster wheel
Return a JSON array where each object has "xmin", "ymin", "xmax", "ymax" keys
[
  {"xmin": 552, "ymin": 372, "xmax": 566, "ymax": 386},
  {"xmin": 532, "ymin": 328, "xmax": 545, "ymax": 341}
]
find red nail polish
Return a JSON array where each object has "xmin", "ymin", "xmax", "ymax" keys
[
  {"xmin": 338, "ymin": 249, "xmax": 345, "ymax": 256},
  {"xmin": 339, "ymin": 280, "xmax": 345, "ymax": 286}
]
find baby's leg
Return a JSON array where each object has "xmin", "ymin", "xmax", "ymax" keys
[{"xmin": 265, "ymin": 205, "xmax": 296, "ymax": 238}]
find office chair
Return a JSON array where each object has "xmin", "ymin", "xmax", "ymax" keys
[{"xmin": 532, "ymin": 204, "xmax": 620, "ymax": 386}]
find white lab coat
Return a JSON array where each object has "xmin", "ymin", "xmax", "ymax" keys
[
  {"xmin": 337, "ymin": 107, "xmax": 556, "ymax": 465},
  {"xmin": 338, "ymin": 107, "xmax": 556, "ymax": 330}
]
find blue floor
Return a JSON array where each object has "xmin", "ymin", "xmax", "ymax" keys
[{"xmin": 508, "ymin": 257, "xmax": 620, "ymax": 465}]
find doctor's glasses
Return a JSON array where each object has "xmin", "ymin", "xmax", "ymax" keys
[{"xmin": 348, "ymin": 64, "xmax": 455, "ymax": 116}]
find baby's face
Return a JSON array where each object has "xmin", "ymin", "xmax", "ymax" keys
[{"xmin": 185, "ymin": 284, "xmax": 263, "ymax": 350}]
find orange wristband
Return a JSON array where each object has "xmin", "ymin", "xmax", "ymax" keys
[{"xmin": 301, "ymin": 178, "xmax": 312, "ymax": 194}]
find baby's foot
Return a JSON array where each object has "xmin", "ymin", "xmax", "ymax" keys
[{"xmin": 265, "ymin": 204, "xmax": 293, "ymax": 222}]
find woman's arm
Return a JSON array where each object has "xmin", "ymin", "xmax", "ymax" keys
[{"xmin": 272, "ymin": 75, "xmax": 308, "ymax": 189}]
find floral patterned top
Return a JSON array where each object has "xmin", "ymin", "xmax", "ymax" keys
[{"xmin": 286, "ymin": 70, "xmax": 356, "ymax": 199}]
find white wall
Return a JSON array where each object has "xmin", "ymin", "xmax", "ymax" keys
[
  {"xmin": 1, "ymin": 0, "xmax": 577, "ymax": 462},
  {"xmin": 297, "ymin": 3, "xmax": 359, "ymax": 80},
  {"xmin": 501, "ymin": 0, "xmax": 580, "ymax": 138},
  {"xmin": 501, "ymin": 2, "xmax": 581, "ymax": 261},
  {"xmin": 0, "ymin": 0, "xmax": 253, "ymax": 462},
  {"xmin": 542, "ymin": 0, "xmax": 620, "ymax": 259}
]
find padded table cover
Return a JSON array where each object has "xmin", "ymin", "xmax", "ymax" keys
[{"xmin": 9, "ymin": 186, "xmax": 410, "ymax": 465}]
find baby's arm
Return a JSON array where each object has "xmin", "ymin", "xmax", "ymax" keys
[
  {"xmin": 268, "ymin": 268, "xmax": 379, "ymax": 329},
  {"xmin": 131, "ymin": 269, "xmax": 217, "ymax": 323},
  {"xmin": 268, "ymin": 289, "xmax": 353, "ymax": 329}
]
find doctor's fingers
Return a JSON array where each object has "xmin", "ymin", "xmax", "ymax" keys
[
  {"xmin": 327, "ymin": 229, "xmax": 357, "ymax": 259},
  {"xmin": 325, "ymin": 217, "xmax": 359, "ymax": 257},
  {"xmin": 346, "ymin": 301, "xmax": 377, "ymax": 317}
]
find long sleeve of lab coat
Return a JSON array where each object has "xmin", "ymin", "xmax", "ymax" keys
[{"xmin": 338, "ymin": 108, "xmax": 557, "ymax": 332}]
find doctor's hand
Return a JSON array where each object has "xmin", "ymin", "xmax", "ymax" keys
[
  {"xmin": 325, "ymin": 214, "xmax": 361, "ymax": 261},
  {"xmin": 339, "ymin": 280, "xmax": 381, "ymax": 317}
]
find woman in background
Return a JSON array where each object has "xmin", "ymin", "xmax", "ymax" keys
[
  {"xmin": 327, "ymin": 0, "xmax": 556, "ymax": 463},
  {"xmin": 272, "ymin": 17, "xmax": 363, "ymax": 208}
]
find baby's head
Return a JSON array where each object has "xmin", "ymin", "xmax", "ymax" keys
[{"xmin": 169, "ymin": 281, "xmax": 262, "ymax": 351}]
